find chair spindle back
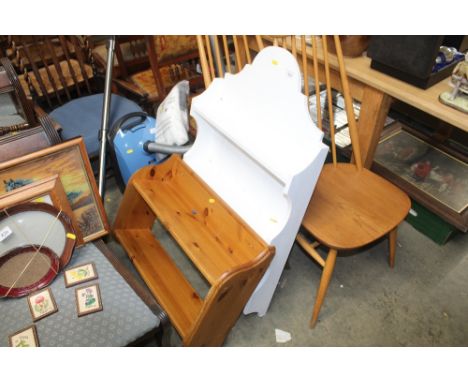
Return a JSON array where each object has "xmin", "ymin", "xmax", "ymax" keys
[
  {"xmin": 197, "ymin": 35, "xmax": 266, "ymax": 88},
  {"xmin": 9, "ymin": 36, "xmax": 94, "ymax": 108},
  {"xmin": 331, "ymin": 35, "xmax": 362, "ymax": 170},
  {"xmin": 271, "ymin": 35, "xmax": 362, "ymax": 170}
]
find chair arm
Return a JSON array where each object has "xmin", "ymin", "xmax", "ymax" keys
[{"xmin": 113, "ymin": 78, "xmax": 148, "ymax": 98}]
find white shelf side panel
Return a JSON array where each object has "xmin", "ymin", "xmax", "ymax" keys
[{"xmin": 185, "ymin": 46, "xmax": 328, "ymax": 316}]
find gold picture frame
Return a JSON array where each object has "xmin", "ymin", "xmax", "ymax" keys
[
  {"xmin": 0, "ymin": 137, "xmax": 109, "ymax": 242},
  {"xmin": 0, "ymin": 175, "xmax": 83, "ymax": 245}
]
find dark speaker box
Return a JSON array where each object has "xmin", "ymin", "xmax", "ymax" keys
[{"xmin": 367, "ymin": 36, "xmax": 464, "ymax": 89}]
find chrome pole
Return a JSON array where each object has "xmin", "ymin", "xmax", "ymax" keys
[{"xmin": 98, "ymin": 35, "xmax": 116, "ymax": 197}]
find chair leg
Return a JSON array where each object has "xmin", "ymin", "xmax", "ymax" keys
[
  {"xmin": 388, "ymin": 227, "xmax": 397, "ymax": 268},
  {"xmin": 310, "ymin": 248, "xmax": 338, "ymax": 328}
]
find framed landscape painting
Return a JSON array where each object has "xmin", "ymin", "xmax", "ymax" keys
[{"xmin": 0, "ymin": 137, "xmax": 109, "ymax": 242}]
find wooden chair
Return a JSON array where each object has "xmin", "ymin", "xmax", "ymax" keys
[
  {"xmin": 0, "ymin": 57, "xmax": 37, "ymax": 135},
  {"xmin": 113, "ymin": 36, "xmax": 203, "ymax": 110},
  {"xmin": 6, "ymin": 36, "xmax": 146, "ymax": 158},
  {"xmin": 289, "ymin": 36, "xmax": 411, "ymax": 327},
  {"xmin": 0, "ymin": 57, "xmax": 61, "ymax": 161},
  {"xmin": 88, "ymin": 35, "xmax": 149, "ymax": 79},
  {"xmin": 8, "ymin": 36, "xmax": 95, "ymax": 110}
]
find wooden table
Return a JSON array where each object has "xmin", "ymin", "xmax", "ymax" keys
[{"xmin": 252, "ymin": 37, "xmax": 468, "ymax": 168}]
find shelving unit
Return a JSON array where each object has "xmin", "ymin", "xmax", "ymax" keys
[
  {"xmin": 186, "ymin": 47, "xmax": 327, "ymax": 316},
  {"xmin": 113, "ymin": 156, "xmax": 274, "ymax": 346}
]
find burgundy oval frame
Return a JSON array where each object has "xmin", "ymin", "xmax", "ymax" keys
[
  {"xmin": 0, "ymin": 202, "xmax": 76, "ymax": 270},
  {"xmin": 0, "ymin": 245, "xmax": 60, "ymax": 297}
]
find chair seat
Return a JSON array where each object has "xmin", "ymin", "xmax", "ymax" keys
[
  {"xmin": 130, "ymin": 66, "xmax": 197, "ymax": 101},
  {"xmin": 50, "ymin": 93, "xmax": 143, "ymax": 157},
  {"xmin": 302, "ymin": 163, "xmax": 411, "ymax": 250},
  {"xmin": 18, "ymin": 59, "xmax": 93, "ymax": 98},
  {"xmin": 0, "ymin": 242, "xmax": 162, "ymax": 347}
]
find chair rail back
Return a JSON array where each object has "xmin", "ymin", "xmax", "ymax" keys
[
  {"xmin": 9, "ymin": 36, "xmax": 94, "ymax": 109},
  {"xmin": 270, "ymin": 36, "xmax": 363, "ymax": 169},
  {"xmin": 196, "ymin": 35, "xmax": 267, "ymax": 88}
]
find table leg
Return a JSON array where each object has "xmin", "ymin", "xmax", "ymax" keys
[{"xmin": 356, "ymin": 85, "xmax": 392, "ymax": 168}]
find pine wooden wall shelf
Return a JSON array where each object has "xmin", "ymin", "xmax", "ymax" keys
[{"xmin": 113, "ymin": 155, "xmax": 274, "ymax": 346}]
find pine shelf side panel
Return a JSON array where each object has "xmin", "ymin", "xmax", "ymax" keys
[{"xmin": 113, "ymin": 156, "xmax": 274, "ymax": 346}]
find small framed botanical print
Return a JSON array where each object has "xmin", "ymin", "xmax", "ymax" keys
[
  {"xmin": 9, "ymin": 325, "xmax": 40, "ymax": 347},
  {"xmin": 64, "ymin": 262, "xmax": 98, "ymax": 288},
  {"xmin": 27, "ymin": 287, "xmax": 58, "ymax": 322},
  {"xmin": 75, "ymin": 283, "xmax": 103, "ymax": 317}
]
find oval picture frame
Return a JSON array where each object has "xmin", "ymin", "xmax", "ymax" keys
[{"xmin": 0, "ymin": 202, "xmax": 76, "ymax": 270}]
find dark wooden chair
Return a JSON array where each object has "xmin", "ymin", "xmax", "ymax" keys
[
  {"xmin": 6, "ymin": 36, "xmax": 145, "ymax": 158},
  {"xmin": 8, "ymin": 35, "xmax": 95, "ymax": 110},
  {"xmin": 0, "ymin": 57, "xmax": 61, "ymax": 162},
  {"xmin": 113, "ymin": 35, "xmax": 203, "ymax": 110},
  {"xmin": 0, "ymin": 57, "xmax": 37, "ymax": 135},
  {"xmin": 89, "ymin": 35, "xmax": 149, "ymax": 79}
]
